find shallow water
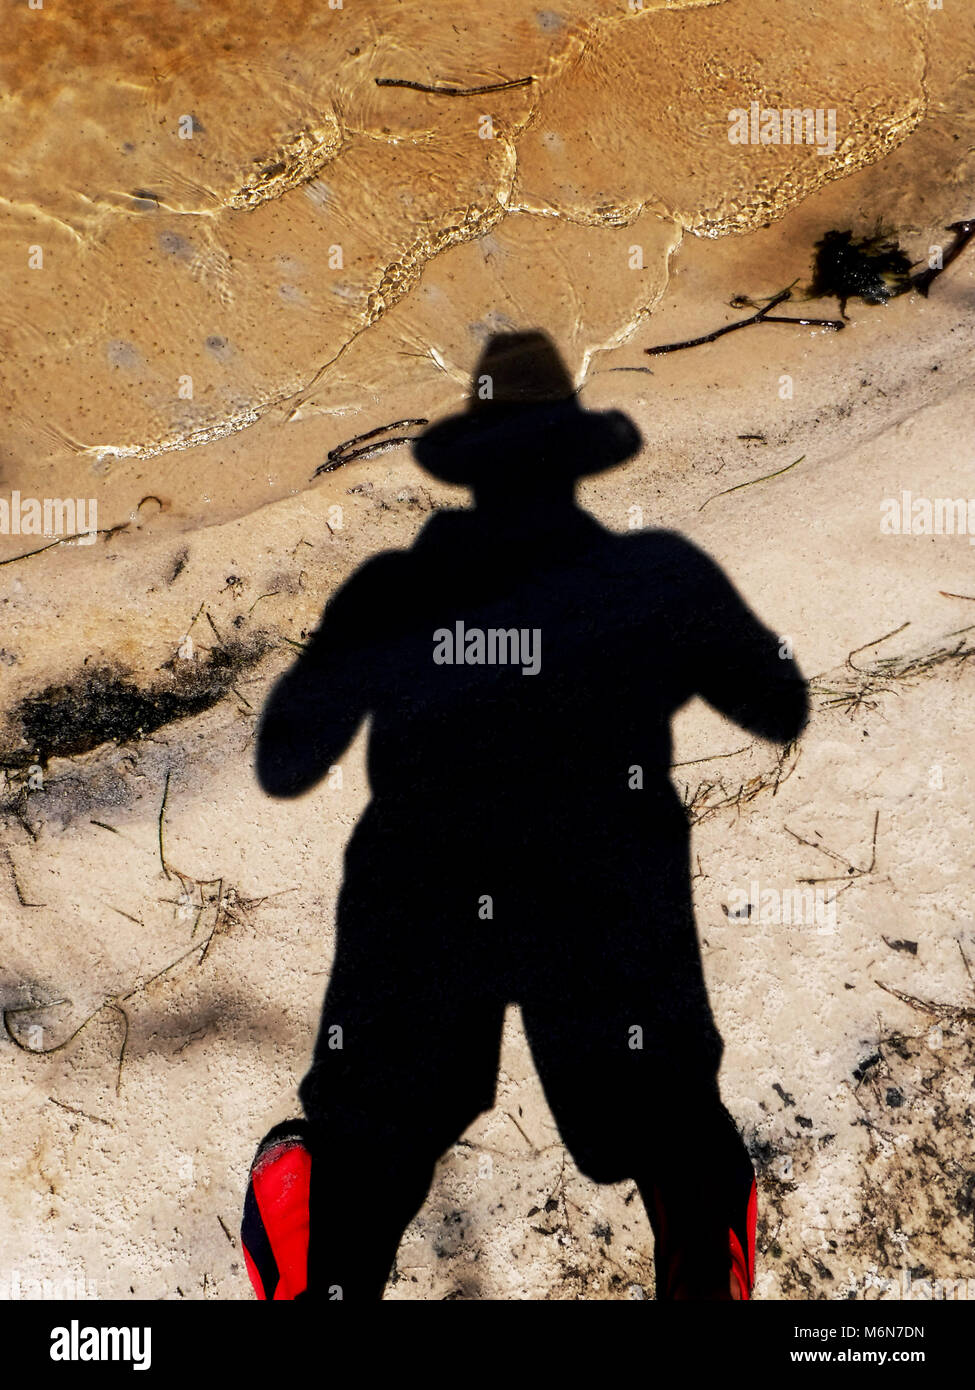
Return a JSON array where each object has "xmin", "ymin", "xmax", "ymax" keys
[{"xmin": 3, "ymin": 0, "xmax": 964, "ymax": 540}]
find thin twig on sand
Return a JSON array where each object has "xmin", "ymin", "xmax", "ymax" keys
[
  {"xmin": 784, "ymin": 810, "xmax": 880, "ymax": 890},
  {"xmin": 375, "ymin": 76, "xmax": 533, "ymax": 96},
  {"xmin": 645, "ymin": 288, "xmax": 844, "ymax": 356},
  {"xmin": 313, "ymin": 418, "xmax": 428, "ymax": 478},
  {"xmin": 698, "ymin": 455, "xmax": 804, "ymax": 512}
]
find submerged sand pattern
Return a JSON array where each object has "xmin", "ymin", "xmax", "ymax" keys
[{"xmin": 0, "ymin": 0, "xmax": 931, "ymax": 525}]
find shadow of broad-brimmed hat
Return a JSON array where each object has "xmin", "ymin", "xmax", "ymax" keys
[{"xmin": 412, "ymin": 330, "xmax": 642, "ymax": 487}]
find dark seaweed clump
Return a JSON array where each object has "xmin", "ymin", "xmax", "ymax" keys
[
  {"xmin": 2, "ymin": 635, "xmax": 270, "ymax": 770},
  {"xmin": 810, "ymin": 229, "xmax": 914, "ymax": 316}
]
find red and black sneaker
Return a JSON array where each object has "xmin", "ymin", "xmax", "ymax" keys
[{"xmin": 241, "ymin": 1120, "xmax": 312, "ymax": 1300}]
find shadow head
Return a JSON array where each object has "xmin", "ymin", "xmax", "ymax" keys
[{"xmin": 412, "ymin": 330, "xmax": 642, "ymax": 492}]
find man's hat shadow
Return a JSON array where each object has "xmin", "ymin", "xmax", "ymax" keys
[{"xmin": 413, "ymin": 330, "xmax": 641, "ymax": 487}]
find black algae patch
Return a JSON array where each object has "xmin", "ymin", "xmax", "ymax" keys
[
  {"xmin": 810, "ymin": 229, "xmax": 914, "ymax": 316},
  {"xmin": 2, "ymin": 635, "xmax": 270, "ymax": 769}
]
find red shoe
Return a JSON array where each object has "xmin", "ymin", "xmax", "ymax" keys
[
  {"xmin": 729, "ymin": 1178, "xmax": 758, "ymax": 1300},
  {"xmin": 241, "ymin": 1120, "xmax": 311, "ymax": 1300},
  {"xmin": 651, "ymin": 1176, "xmax": 757, "ymax": 1300}
]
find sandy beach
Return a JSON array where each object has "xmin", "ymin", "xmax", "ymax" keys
[{"xmin": 2, "ymin": 0, "xmax": 974, "ymax": 1300}]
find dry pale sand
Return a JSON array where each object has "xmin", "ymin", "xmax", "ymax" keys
[{"xmin": 1, "ymin": 1, "xmax": 974, "ymax": 1300}]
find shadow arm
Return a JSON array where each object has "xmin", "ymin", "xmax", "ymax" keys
[
  {"xmin": 255, "ymin": 559, "xmax": 394, "ymax": 798},
  {"xmin": 682, "ymin": 543, "xmax": 809, "ymax": 744}
]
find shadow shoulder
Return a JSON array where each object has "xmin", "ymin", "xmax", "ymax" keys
[
  {"xmin": 329, "ymin": 545, "xmax": 413, "ymax": 600},
  {"xmin": 319, "ymin": 513, "xmax": 463, "ymax": 621},
  {"xmin": 615, "ymin": 526, "xmax": 716, "ymax": 574}
]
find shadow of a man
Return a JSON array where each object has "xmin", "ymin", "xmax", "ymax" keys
[{"xmin": 254, "ymin": 331, "xmax": 808, "ymax": 1300}]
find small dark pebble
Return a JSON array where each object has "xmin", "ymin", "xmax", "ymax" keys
[
  {"xmin": 853, "ymin": 1052, "xmax": 882, "ymax": 1082},
  {"xmin": 883, "ymin": 936, "xmax": 918, "ymax": 954}
]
